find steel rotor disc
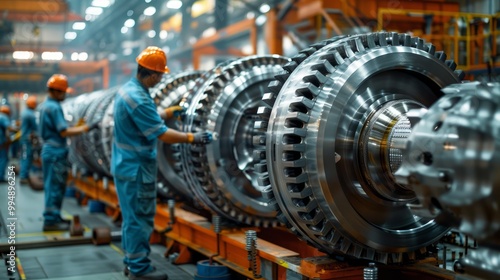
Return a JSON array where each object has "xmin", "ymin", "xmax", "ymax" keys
[
  {"xmin": 180, "ymin": 55, "xmax": 289, "ymax": 226},
  {"xmin": 154, "ymin": 71, "xmax": 203, "ymax": 199},
  {"xmin": 255, "ymin": 32, "xmax": 464, "ymax": 262}
]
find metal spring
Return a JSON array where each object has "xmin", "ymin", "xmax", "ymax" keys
[
  {"xmin": 363, "ymin": 262, "xmax": 378, "ymax": 280},
  {"xmin": 212, "ymin": 215, "xmax": 221, "ymax": 234}
]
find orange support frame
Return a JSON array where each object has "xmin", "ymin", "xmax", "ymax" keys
[{"xmin": 69, "ymin": 177, "xmax": 457, "ymax": 279}]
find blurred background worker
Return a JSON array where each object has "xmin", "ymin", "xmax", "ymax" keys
[
  {"xmin": 0, "ymin": 105, "xmax": 13, "ymax": 182},
  {"xmin": 111, "ymin": 46, "xmax": 212, "ymax": 280},
  {"xmin": 38, "ymin": 74, "xmax": 98, "ymax": 232},
  {"xmin": 20, "ymin": 96, "xmax": 38, "ymax": 184}
]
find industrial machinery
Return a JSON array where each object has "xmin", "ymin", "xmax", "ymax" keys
[{"xmin": 64, "ymin": 32, "xmax": 500, "ymax": 279}]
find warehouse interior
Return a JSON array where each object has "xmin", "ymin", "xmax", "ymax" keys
[{"xmin": 0, "ymin": 0, "xmax": 499, "ymax": 279}]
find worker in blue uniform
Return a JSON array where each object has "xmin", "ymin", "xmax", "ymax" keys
[
  {"xmin": 112, "ymin": 46, "xmax": 212, "ymax": 280},
  {"xmin": 20, "ymin": 96, "xmax": 38, "ymax": 184},
  {"xmin": 0, "ymin": 105, "xmax": 13, "ymax": 182},
  {"xmin": 38, "ymin": 74, "xmax": 98, "ymax": 231}
]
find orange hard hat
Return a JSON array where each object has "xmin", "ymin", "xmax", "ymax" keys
[
  {"xmin": 0, "ymin": 105, "xmax": 10, "ymax": 115},
  {"xmin": 26, "ymin": 96, "xmax": 37, "ymax": 109},
  {"xmin": 47, "ymin": 74, "xmax": 69, "ymax": 92},
  {"xmin": 136, "ymin": 46, "xmax": 170, "ymax": 73}
]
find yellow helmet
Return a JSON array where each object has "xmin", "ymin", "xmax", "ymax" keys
[{"xmin": 136, "ymin": 46, "xmax": 170, "ymax": 73}]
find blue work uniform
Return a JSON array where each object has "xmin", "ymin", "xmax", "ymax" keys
[
  {"xmin": 0, "ymin": 112, "xmax": 10, "ymax": 181},
  {"xmin": 38, "ymin": 97, "xmax": 69, "ymax": 225},
  {"xmin": 20, "ymin": 108, "xmax": 38, "ymax": 179},
  {"xmin": 111, "ymin": 77, "xmax": 167, "ymax": 276}
]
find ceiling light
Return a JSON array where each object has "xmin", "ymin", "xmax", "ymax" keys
[
  {"xmin": 242, "ymin": 45, "xmax": 253, "ymax": 55},
  {"xmin": 256, "ymin": 15, "xmax": 267, "ymax": 26},
  {"xmin": 78, "ymin": 52, "xmax": 88, "ymax": 61},
  {"xmin": 64, "ymin": 32, "xmax": 77, "ymax": 40},
  {"xmin": 127, "ymin": 10, "xmax": 133, "ymax": 16},
  {"xmin": 72, "ymin": 22, "xmax": 86, "ymax": 30},
  {"xmin": 145, "ymin": 0, "xmax": 152, "ymax": 3},
  {"xmin": 13, "ymin": 51, "xmax": 34, "ymax": 60},
  {"xmin": 259, "ymin": 4, "xmax": 270, "ymax": 13},
  {"xmin": 91, "ymin": 0, "xmax": 112, "ymax": 8},
  {"xmin": 159, "ymin": 30, "xmax": 168, "ymax": 40},
  {"xmin": 124, "ymin": 19, "xmax": 135, "ymax": 28},
  {"xmin": 147, "ymin": 30, "xmax": 156, "ymax": 38},
  {"xmin": 246, "ymin": 12, "xmax": 255, "ymax": 19},
  {"xmin": 121, "ymin": 26, "xmax": 129, "ymax": 34},
  {"xmin": 71, "ymin": 52, "xmax": 79, "ymax": 61},
  {"xmin": 202, "ymin": 27, "xmax": 216, "ymax": 38},
  {"xmin": 166, "ymin": 0, "xmax": 182, "ymax": 9},
  {"xmin": 143, "ymin": 6, "xmax": 156, "ymax": 16},
  {"xmin": 123, "ymin": 48, "xmax": 132, "ymax": 56},
  {"xmin": 41, "ymin": 52, "xmax": 63, "ymax": 61},
  {"xmin": 86, "ymin": 7, "xmax": 103, "ymax": 16}
]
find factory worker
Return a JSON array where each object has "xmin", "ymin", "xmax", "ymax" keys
[
  {"xmin": 0, "ymin": 105, "xmax": 13, "ymax": 182},
  {"xmin": 111, "ymin": 46, "xmax": 212, "ymax": 280},
  {"xmin": 20, "ymin": 96, "xmax": 38, "ymax": 184},
  {"xmin": 38, "ymin": 74, "xmax": 98, "ymax": 231}
]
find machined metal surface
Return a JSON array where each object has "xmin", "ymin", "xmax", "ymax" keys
[
  {"xmin": 153, "ymin": 71, "xmax": 203, "ymax": 199},
  {"xmin": 179, "ymin": 55, "xmax": 289, "ymax": 226},
  {"xmin": 254, "ymin": 32, "xmax": 464, "ymax": 262}
]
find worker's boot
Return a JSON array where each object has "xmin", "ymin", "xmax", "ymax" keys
[
  {"xmin": 43, "ymin": 222, "xmax": 70, "ymax": 232},
  {"xmin": 128, "ymin": 267, "xmax": 168, "ymax": 280}
]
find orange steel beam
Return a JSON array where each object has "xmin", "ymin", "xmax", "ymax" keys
[
  {"xmin": 265, "ymin": 8, "xmax": 283, "ymax": 55},
  {"xmin": 0, "ymin": 0, "xmax": 68, "ymax": 13},
  {"xmin": 5, "ymin": 11, "xmax": 83, "ymax": 22},
  {"xmin": 192, "ymin": 19, "xmax": 257, "ymax": 69}
]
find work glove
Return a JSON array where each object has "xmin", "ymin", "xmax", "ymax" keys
[
  {"xmin": 164, "ymin": 106, "xmax": 186, "ymax": 119},
  {"xmin": 84, "ymin": 120, "xmax": 100, "ymax": 132},
  {"xmin": 188, "ymin": 131, "xmax": 213, "ymax": 144}
]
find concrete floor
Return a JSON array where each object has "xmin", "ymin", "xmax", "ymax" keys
[{"xmin": 0, "ymin": 175, "xmax": 197, "ymax": 280}]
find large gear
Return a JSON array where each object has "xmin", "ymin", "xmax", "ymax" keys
[
  {"xmin": 254, "ymin": 32, "xmax": 464, "ymax": 262},
  {"xmin": 153, "ymin": 71, "xmax": 203, "ymax": 199},
  {"xmin": 179, "ymin": 55, "xmax": 289, "ymax": 226}
]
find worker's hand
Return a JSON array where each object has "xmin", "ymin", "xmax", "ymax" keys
[
  {"xmin": 83, "ymin": 121, "xmax": 100, "ymax": 132},
  {"xmin": 76, "ymin": 118, "xmax": 86, "ymax": 126},
  {"xmin": 188, "ymin": 131, "xmax": 213, "ymax": 144},
  {"xmin": 164, "ymin": 106, "xmax": 186, "ymax": 119}
]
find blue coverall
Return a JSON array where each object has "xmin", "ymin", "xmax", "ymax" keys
[
  {"xmin": 20, "ymin": 107, "xmax": 38, "ymax": 179},
  {"xmin": 0, "ymin": 112, "xmax": 10, "ymax": 181},
  {"xmin": 111, "ymin": 78, "xmax": 167, "ymax": 276},
  {"xmin": 38, "ymin": 98, "xmax": 69, "ymax": 225}
]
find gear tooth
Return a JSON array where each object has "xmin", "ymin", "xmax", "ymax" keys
[
  {"xmin": 254, "ymin": 163, "xmax": 268, "ymax": 173},
  {"xmin": 258, "ymin": 175, "xmax": 270, "ymax": 186},
  {"xmin": 353, "ymin": 37, "xmax": 365, "ymax": 52},
  {"xmin": 282, "ymin": 143, "xmax": 306, "ymax": 152},
  {"xmin": 353, "ymin": 245, "xmax": 364, "ymax": 258},
  {"xmin": 299, "ymin": 47, "xmax": 317, "ymax": 56},
  {"xmin": 295, "ymin": 83, "xmax": 320, "ymax": 99},
  {"xmin": 253, "ymin": 150, "xmax": 266, "ymax": 161},
  {"xmin": 288, "ymin": 185, "xmax": 312, "ymax": 198},
  {"xmin": 340, "ymin": 239, "xmax": 352, "ymax": 253},
  {"xmin": 342, "ymin": 44, "xmax": 356, "ymax": 58},
  {"xmin": 407, "ymin": 251, "xmax": 416, "ymax": 261},
  {"xmin": 283, "ymin": 60, "xmax": 299, "ymax": 72},
  {"xmin": 291, "ymin": 53, "xmax": 308, "ymax": 65},
  {"xmin": 391, "ymin": 33, "xmax": 399, "ymax": 45},
  {"xmin": 262, "ymin": 92, "xmax": 277, "ymax": 108},
  {"xmin": 378, "ymin": 32, "xmax": 388, "ymax": 46},
  {"xmin": 302, "ymin": 71, "xmax": 327, "ymax": 87},
  {"xmin": 268, "ymin": 80, "xmax": 282, "ymax": 94},
  {"xmin": 366, "ymin": 248, "xmax": 376, "ymax": 260},
  {"xmin": 275, "ymin": 70, "xmax": 291, "ymax": 83},
  {"xmin": 416, "ymin": 38, "xmax": 425, "ymax": 50},
  {"xmin": 262, "ymin": 187, "xmax": 274, "ymax": 199},
  {"xmin": 257, "ymin": 106, "xmax": 272, "ymax": 118},
  {"xmin": 285, "ymin": 173, "xmax": 308, "ymax": 184},
  {"xmin": 403, "ymin": 34, "xmax": 412, "ymax": 46},
  {"xmin": 252, "ymin": 134, "xmax": 266, "ymax": 146},
  {"xmin": 425, "ymin": 43, "xmax": 436, "ymax": 55},
  {"xmin": 366, "ymin": 33, "xmax": 377, "ymax": 49},
  {"xmin": 434, "ymin": 51, "xmax": 447, "ymax": 62},
  {"xmin": 254, "ymin": 120, "xmax": 268, "ymax": 130},
  {"xmin": 445, "ymin": 60, "xmax": 457, "ymax": 70},
  {"xmin": 290, "ymin": 96, "xmax": 314, "ymax": 110},
  {"xmin": 311, "ymin": 60, "xmax": 335, "ymax": 74},
  {"xmin": 378, "ymin": 252, "xmax": 388, "ymax": 264},
  {"xmin": 455, "ymin": 70, "xmax": 465, "ymax": 80},
  {"xmin": 283, "ymin": 158, "xmax": 306, "ymax": 168},
  {"xmin": 392, "ymin": 253, "xmax": 403, "ymax": 263}
]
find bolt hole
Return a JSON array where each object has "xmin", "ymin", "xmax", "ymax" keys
[
  {"xmin": 433, "ymin": 121, "xmax": 443, "ymax": 132},
  {"xmin": 418, "ymin": 152, "xmax": 433, "ymax": 166}
]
